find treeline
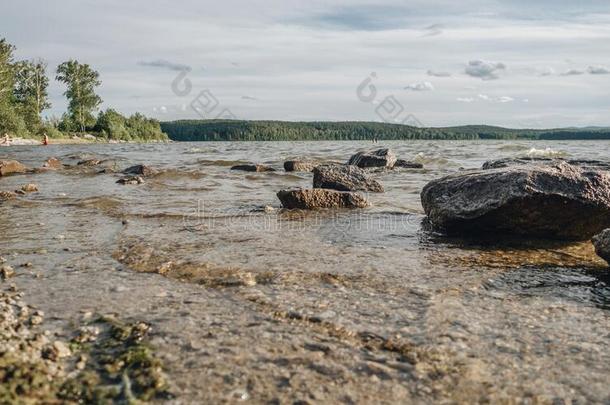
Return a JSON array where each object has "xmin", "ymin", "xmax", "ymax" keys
[
  {"xmin": 0, "ymin": 38, "xmax": 167, "ymax": 141},
  {"xmin": 161, "ymin": 120, "xmax": 610, "ymax": 141}
]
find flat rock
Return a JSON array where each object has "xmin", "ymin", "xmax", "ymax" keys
[
  {"xmin": 277, "ymin": 189, "xmax": 369, "ymax": 209},
  {"xmin": 482, "ymin": 157, "xmax": 610, "ymax": 171},
  {"xmin": 394, "ymin": 159, "xmax": 423, "ymax": 169},
  {"xmin": 19, "ymin": 184, "xmax": 38, "ymax": 193},
  {"xmin": 0, "ymin": 160, "xmax": 27, "ymax": 176},
  {"xmin": 347, "ymin": 148, "xmax": 396, "ymax": 169},
  {"xmin": 313, "ymin": 164, "xmax": 384, "ymax": 192},
  {"xmin": 592, "ymin": 229, "xmax": 610, "ymax": 264},
  {"xmin": 231, "ymin": 164, "xmax": 276, "ymax": 172},
  {"xmin": 421, "ymin": 160, "xmax": 610, "ymax": 240},
  {"xmin": 284, "ymin": 160, "xmax": 316, "ymax": 172},
  {"xmin": 123, "ymin": 164, "xmax": 157, "ymax": 176}
]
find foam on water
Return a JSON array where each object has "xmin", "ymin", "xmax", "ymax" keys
[{"xmin": 525, "ymin": 147, "xmax": 568, "ymax": 158}]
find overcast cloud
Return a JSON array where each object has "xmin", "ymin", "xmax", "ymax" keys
[{"xmin": 2, "ymin": 0, "xmax": 610, "ymax": 128}]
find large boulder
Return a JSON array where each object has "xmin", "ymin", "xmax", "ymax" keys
[
  {"xmin": 313, "ymin": 164, "xmax": 383, "ymax": 192},
  {"xmin": 0, "ymin": 160, "xmax": 27, "ymax": 176},
  {"xmin": 347, "ymin": 148, "xmax": 396, "ymax": 169},
  {"xmin": 231, "ymin": 164, "xmax": 276, "ymax": 172},
  {"xmin": 593, "ymin": 229, "xmax": 610, "ymax": 264},
  {"xmin": 277, "ymin": 189, "xmax": 369, "ymax": 209},
  {"xmin": 421, "ymin": 160, "xmax": 610, "ymax": 240},
  {"xmin": 284, "ymin": 160, "xmax": 316, "ymax": 172}
]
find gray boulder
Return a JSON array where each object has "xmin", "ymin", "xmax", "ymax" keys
[
  {"xmin": 421, "ymin": 160, "xmax": 610, "ymax": 240},
  {"xmin": 277, "ymin": 189, "xmax": 369, "ymax": 209},
  {"xmin": 284, "ymin": 160, "xmax": 316, "ymax": 172},
  {"xmin": 313, "ymin": 164, "xmax": 383, "ymax": 192},
  {"xmin": 347, "ymin": 148, "xmax": 396, "ymax": 169},
  {"xmin": 592, "ymin": 229, "xmax": 610, "ymax": 264}
]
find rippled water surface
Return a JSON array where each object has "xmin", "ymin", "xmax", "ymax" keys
[{"xmin": 1, "ymin": 140, "xmax": 609, "ymax": 403}]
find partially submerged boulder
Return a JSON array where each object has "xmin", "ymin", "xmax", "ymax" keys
[
  {"xmin": 348, "ymin": 148, "xmax": 396, "ymax": 169},
  {"xmin": 123, "ymin": 164, "xmax": 157, "ymax": 177},
  {"xmin": 277, "ymin": 189, "xmax": 369, "ymax": 209},
  {"xmin": 592, "ymin": 229, "xmax": 610, "ymax": 264},
  {"xmin": 17, "ymin": 184, "xmax": 38, "ymax": 194},
  {"xmin": 284, "ymin": 160, "xmax": 316, "ymax": 172},
  {"xmin": 117, "ymin": 176, "xmax": 145, "ymax": 185},
  {"xmin": 43, "ymin": 158, "xmax": 63, "ymax": 170},
  {"xmin": 313, "ymin": 164, "xmax": 383, "ymax": 192},
  {"xmin": 421, "ymin": 160, "xmax": 610, "ymax": 240},
  {"xmin": 0, "ymin": 160, "xmax": 27, "ymax": 176},
  {"xmin": 394, "ymin": 159, "xmax": 423, "ymax": 169},
  {"xmin": 231, "ymin": 164, "xmax": 276, "ymax": 172},
  {"xmin": 0, "ymin": 191, "xmax": 16, "ymax": 201}
]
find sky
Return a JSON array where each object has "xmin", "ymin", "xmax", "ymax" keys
[{"xmin": 2, "ymin": 0, "xmax": 610, "ymax": 128}]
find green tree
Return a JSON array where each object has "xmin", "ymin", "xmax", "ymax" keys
[
  {"xmin": 95, "ymin": 108, "xmax": 129, "ymax": 139},
  {"xmin": 14, "ymin": 59, "xmax": 51, "ymax": 131},
  {"xmin": 0, "ymin": 38, "xmax": 27, "ymax": 136},
  {"xmin": 56, "ymin": 60, "xmax": 102, "ymax": 132}
]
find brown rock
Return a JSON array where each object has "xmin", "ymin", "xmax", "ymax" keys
[
  {"xmin": 277, "ymin": 188, "xmax": 370, "ymax": 209},
  {"xmin": 43, "ymin": 158, "xmax": 62, "ymax": 169},
  {"xmin": 284, "ymin": 160, "xmax": 316, "ymax": 172},
  {"xmin": 592, "ymin": 229, "xmax": 610, "ymax": 264},
  {"xmin": 347, "ymin": 148, "xmax": 396, "ymax": 169},
  {"xmin": 0, "ymin": 191, "xmax": 16, "ymax": 201},
  {"xmin": 0, "ymin": 160, "xmax": 27, "ymax": 176},
  {"xmin": 20, "ymin": 184, "xmax": 38, "ymax": 193}
]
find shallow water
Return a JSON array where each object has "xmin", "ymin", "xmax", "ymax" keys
[{"xmin": 1, "ymin": 140, "xmax": 609, "ymax": 403}]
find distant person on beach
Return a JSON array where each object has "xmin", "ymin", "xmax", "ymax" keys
[
  {"xmin": 1, "ymin": 133, "xmax": 10, "ymax": 146},
  {"xmin": 43, "ymin": 133, "xmax": 49, "ymax": 146}
]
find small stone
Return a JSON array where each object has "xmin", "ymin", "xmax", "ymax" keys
[
  {"xmin": 43, "ymin": 157, "xmax": 62, "ymax": 169},
  {"xmin": 53, "ymin": 341, "xmax": 71, "ymax": 358},
  {"xmin": 1, "ymin": 265, "xmax": 15, "ymax": 280},
  {"xmin": 20, "ymin": 184, "xmax": 39, "ymax": 193},
  {"xmin": 263, "ymin": 206, "xmax": 275, "ymax": 212},
  {"xmin": 0, "ymin": 191, "xmax": 17, "ymax": 201},
  {"xmin": 31, "ymin": 315, "xmax": 43, "ymax": 325},
  {"xmin": 20, "ymin": 262, "xmax": 33, "ymax": 268},
  {"xmin": 116, "ymin": 176, "xmax": 144, "ymax": 185},
  {"xmin": 277, "ymin": 189, "xmax": 370, "ymax": 210}
]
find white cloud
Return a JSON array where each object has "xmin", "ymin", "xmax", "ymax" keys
[
  {"xmin": 457, "ymin": 97, "xmax": 475, "ymax": 103},
  {"xmin": 497, "ymin": 96, "xmax": 514, "ymax": 103},
  {"xmin": 404, "ymin": 81, "xmax": 434, "ymax": 91},
  {"xmin": 560, "ymin": 69, "xmax": 585, "ymax": 76},
  {"xmin": 427, "ymin": 69, "xmax": 451, "ymax": 77},
  {"xmin": 465, "ymin": 60, "xmax": 506, "ymax": 80},
  {"xmin": 478, "ymin": 94, "xmax": 491, "ymax": 100},
  {"xmin": 588, "ymin": 65, "xmax": 610, "ymax": 74}
]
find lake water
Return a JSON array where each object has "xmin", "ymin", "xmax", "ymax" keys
[{"xmin": 1, "ymin": 140, "xmax": 609, "ymax": 403}]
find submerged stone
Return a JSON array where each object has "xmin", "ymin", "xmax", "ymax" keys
[{"xmin": 231, "ymin": 164, "xmax": 276, "ymax": 172}]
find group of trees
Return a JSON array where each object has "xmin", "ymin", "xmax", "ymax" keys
[
  {"xmin": 161, "ymin": 120, "xmax": 610, "ymax": 142},
  {"xmin": 0, "ymin": 38, "xmax": 167, "ymax": 141}
]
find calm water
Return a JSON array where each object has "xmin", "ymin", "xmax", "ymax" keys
[{"xmin": 1, "ymin": 140, "xmax": 609, "ymax": 403}]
